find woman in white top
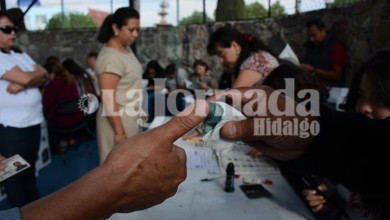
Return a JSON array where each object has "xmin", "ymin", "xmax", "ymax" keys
[
  {"xmin": 96, "ymin": 7, "xmax": 143, "ymax": 163},
  {"xmin": 0, "ymin": 11, "xmax": 48, "ymax": 207}
]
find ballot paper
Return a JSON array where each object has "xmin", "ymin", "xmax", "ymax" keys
[
  {"xmin": 0, "ymin": 154, "xmax": 30, "ymax": 182},
  {"xmin": 219, "ymin": 142, "xmax": 280, "ymax": 175},
  {"xmin": 202, "ymin": 102, "xmax": 279, "ymax": 175},
  {"xmin": 202, "ymin": 102, "xmax": 246, "ymax": 157},
  {"xmin": 185, "ymin": 147, "xmax": 213, "ymax": 169}
]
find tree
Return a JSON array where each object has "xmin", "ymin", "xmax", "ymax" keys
[
  {"xmin": 215, "ymin": 0, "xmax": 246, "ymax": 22},
  {"xmin": 46, "ymin": 12, "xmax": 97, "ymax": 30},
  {"xmin": 245, "ymin": 2, "xmax": 267, "ymax": 19},
  {"xmin": 244, "ymin": 1, "xmax": 285, "ymax": 19},
  {"xmin": 179, "ymin": 11, "xmax": 214, "ymax": 25},
  {"xmin": 271, "ymin": 1, "xmax": 286, "ymax": 17}
]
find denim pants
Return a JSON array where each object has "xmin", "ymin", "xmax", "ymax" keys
[{"xmin": 0, "ymin": 124, "xmax": 41, "ymax": 207}]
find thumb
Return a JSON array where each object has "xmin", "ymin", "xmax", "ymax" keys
[
  {"xmin": 153, "ymin": 100, "xmax": 210, "ymax": 143},
  {"xmin": 220, "ymin": 118, "xmax": 255, "ymax": 140}
]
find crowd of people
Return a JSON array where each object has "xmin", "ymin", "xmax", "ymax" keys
[{"xmin": 1, "ymin": 5, "xmax": 390, "ymax": 220}]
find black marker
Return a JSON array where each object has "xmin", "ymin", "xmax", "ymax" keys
[{"xmin": 224, "ymin": 162, "xmax": 235, "ymax": 192}]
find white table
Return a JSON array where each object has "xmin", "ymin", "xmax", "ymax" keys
[{"xmin": 109, "ymin": 117, "xmax": 314, "ymax": 220}]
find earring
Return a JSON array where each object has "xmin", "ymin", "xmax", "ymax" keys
[
  {"xmin": 236, "ymin": 50, "xmax": 240, "ymax": 56},
  {"xmin": 115, "ymin": 32, "xmax": 118, "ymax": 36}
]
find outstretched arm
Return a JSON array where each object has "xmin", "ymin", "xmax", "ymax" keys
[{"xmin": 20, "ymin": 100, "xmax": 209, "ymax": 220}]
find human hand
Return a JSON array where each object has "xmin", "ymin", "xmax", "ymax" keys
[
  {"xmin": 31, "ymin": 65, "xmax": 49, "ymax": 87},
  {"xmin": 114, "ymin": 133, "xmax": 127, "ymax": 145},
  {"xmin": 35, "ymin": 65, "xmax": 50, "ymax": 80},
  {"xmin": 7, "ymin": 83, "xmax": 25, "ymax": 94},
  {"xmin": 0, "ymin": 154, "xmax": 6, "ymax": 171},
  {"xmin": 246, "ymin": 148, "xmax": 264, "ymax": 158},
  {"xmin": 209, "ymin": 87, "xmax": 317, "ymax": 161},
  {"xmin": 20, "ymin": 101, "xmax": 210, "ymax": 219},
  {"xmin": 182, "ymin": 124, "xmax": 204, "ymax": 140},
  {"xmin": 35, "ymin": 64, "xmax": 47, "ymax": 74},
  {"xmin": 299, "ymin": 64, "xmax": 314, "ymax": 73},
  {"xmin": 101, "ymin": 100, "xmax": 210, "ymax": 214},
  {"xmin": 302, "ymin": 184, "xmax": 328, "ymax": 212},
  {"xmin": 200, "ymin": 82, "xmax": 209, "ymax": 90}
]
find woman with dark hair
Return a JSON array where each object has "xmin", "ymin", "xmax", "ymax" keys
[
  {"xmin": 303, "ymin": 48, "xmax": 390, "ymax": 220},
  {"xmin": 345, "ymin": 48, "xmax": 390, "ymax": 118},
  {"xmin": 207, "ymin": 26, "xmax": 279, "ymax": 88},
  {"xmin": 62, "ymin": 58, "xmax": 97, "ymax": 97},
  {"xmin": 143, "ymin": 60, "xmax": 165, "ymax": 90},
  {"xmin": 95, "ymin": 7, "xmax": 143, "ymax": 162},
  {"xmin": 142, "ymin": 60, "xmax": 165, "ymax": 123},
  {"xmin": 0, "ymin": 11, "xmax": 48, "ymax": 207},
  {"xmin": 42, "ymin": 61, "xmax": 84, "ymax": 153}
]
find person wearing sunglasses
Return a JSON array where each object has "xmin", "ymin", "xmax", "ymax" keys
[
  {"xmin": 0, "ymin": 25, "xmax": 18, "ymax": 35},
  {"xmin": 0, "ymin": 11, "xmax": 48, "ymax": 207}
]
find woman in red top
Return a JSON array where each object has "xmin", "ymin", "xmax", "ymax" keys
[
  {"xmin": 42, "ymin": 61, "xmax": 83, "ymax": 128},
  {"xmin": 42, "ymin": 61, "xmax": 84, "ymax": 152}
]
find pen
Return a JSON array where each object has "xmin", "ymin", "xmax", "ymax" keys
[
  {"xmin": 201, "ymin": 176, "xmax": 224, "ymax": 182},
  {"xmin": 201, "ymin": 174, "xmax": 240, "ymax": 182}
]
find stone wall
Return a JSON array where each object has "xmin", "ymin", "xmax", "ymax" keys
[{"xmin": 16, "ymin": 0, "xmax": 390, "ymax": 86}]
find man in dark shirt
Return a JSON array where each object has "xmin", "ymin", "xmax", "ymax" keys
[{"xmin": 299, "ymin": 18, "xmax": 349, "ymax": 87}]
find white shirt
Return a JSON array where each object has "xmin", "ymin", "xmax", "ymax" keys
[
  {"xmin": 176, "ymin": 67, "xmax": 189, "ymax": 88},
  {"xmin": 0, "ymin": 50, "xmax": 44, "ymax": 128}
]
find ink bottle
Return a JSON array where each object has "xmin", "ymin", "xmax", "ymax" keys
[{"xmin": 224, "ymin": 162, "xmax": 235, "ymax": 192}]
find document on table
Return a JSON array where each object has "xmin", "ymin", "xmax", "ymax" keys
[{"xmin": 185, "ymin": 147, "xmax": 212, "ymax": 169}]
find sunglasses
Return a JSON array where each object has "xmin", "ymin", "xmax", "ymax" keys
[{"xmin": 0, "ymin": 26, "xmax": 19, "ymax": 34}]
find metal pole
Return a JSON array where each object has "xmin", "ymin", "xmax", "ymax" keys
[
  {"xmin": 295, "ymin": 0, "xmax": 301, "ymax": 14},
  {"xmin": 22, "ymin": 0, "xmax": 39, "ymax": 17},
  {"xmin": 128, "ymin": 0, "xmax": 137, "ymax": 56},
  {"xmin": 203, "ymin": 0, "xmax": 206, "ymax": 23},
  {"xmin": 177, "ymin": 0, "xmax": 179, "ymax": 25},
  {"xmin": 268, "ymin": 0, "xmax": 271, "ymax": 17},
  {"xmin": 0, "ymin": 0, "xmax": 6, "ymax": 12},
  {"xmin": 61, "ymin": 0, "xmax": 64, "ymax": 29},
  {"xmin": 110, "ymin": 0, "xmax": 113, "ymax": 13}
]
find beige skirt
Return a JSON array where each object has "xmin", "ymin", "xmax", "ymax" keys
[{"xmin": 96, "ymin": 106, "xmax": 140, "ymax": 163}]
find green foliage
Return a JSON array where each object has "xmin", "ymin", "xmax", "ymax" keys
[
  {"xmin": 46, "ymin": 12, "xmax": 97, "ymax": 30},
  {"xmin": 245, "ymin": 2, "xmax": 267, "ymax": 19},
  {"xmin": 215, "ymin": 0, "xmax": 246, "ymax": 21},
  {"xmin": 244, "ymin": 1, "xmax": 285, "ymax": 19},
  {"xmin": 271, "ymin": 1, "xmax": 286, "ymax": 17},
  {"xmin": 179, "ymin": 11, "xmax": 214, "ymax": 25}
]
